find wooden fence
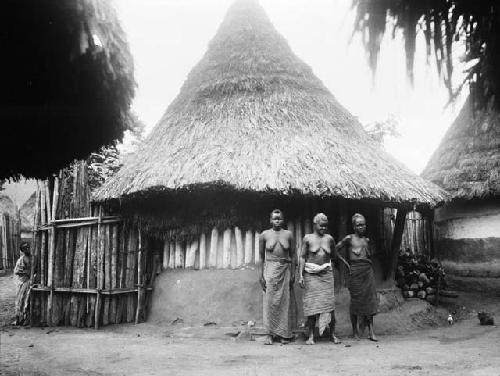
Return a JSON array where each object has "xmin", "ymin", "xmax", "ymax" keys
[
  {"xmin": 0, "ymin": 213, "xmax": 20, "ymax": 270},
  {"xmin": 30, "ymin": 162, "xmax": 154, "ymax": 328},
  {"xmin": 383, "ymin": 209, "xmax": 432, "ymax": 257}
]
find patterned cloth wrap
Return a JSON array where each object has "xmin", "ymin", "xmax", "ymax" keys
[
  {"xmin": 14, "ymin": 255, "xmax": 31, "ymax": 325},
  {"xmin": 348, "ymin": 259, "xmax": 378, "ymax": 316},
  {"xmin": 303, "ymin": 262, "xmax": 335, "ymax": 335},
  {"xmin": 263, "ymin": 256, "xmax": 292, "ymax": 339}
]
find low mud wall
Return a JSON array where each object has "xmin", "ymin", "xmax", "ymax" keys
[{"xmin": 148, "ymin": 269, "xmax": 403, "ymax": 326}]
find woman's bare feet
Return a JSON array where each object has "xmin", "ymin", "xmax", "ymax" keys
[
  {"xmin": 306, "ymin": 338, "xmax": 315, "ymax": 345},
  {"xmin": 264, "ymin": 335, "xmax": 273, "ymax": 345},
  {"xmin": 330, "ymin": 335, "xmax": 341, "ymax": 344}
]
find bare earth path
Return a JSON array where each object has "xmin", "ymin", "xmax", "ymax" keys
[
  {"xmin": 1, "ymin": 273, "xmax": 500, "ymax": 376},
  {"xmin": 2, "ymin": 315, "xmax": 500, "ymax": 375}
]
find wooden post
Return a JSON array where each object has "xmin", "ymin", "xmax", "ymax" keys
[
  {"xmin": 162, "ymin": 239, "xmax": 169, "ymax": 270},
  {"xmin": 135, "ymin": 227, "xmax": 142, "ymax": 324},
  {"xmin": 254, "ymin": 231, "xmax": 260, "ymax": 264},
  {"xmin": 209, "ymin": 228, "xmax": 218, "ymax": 268},
  {"xmin": 234, "ymin": 227, "xmax": 243, "ymax": 268},
  {"xmin": 186, "ymin": 239, "xmax": 198, "ymax": 269},
  {"xmin": 199, "ymin": 233, "xmax": 206, "ymax": 269},
  {"xmin": 222, "ymin": 228, "xmax": 231, "ymax": 269},
  {"xmin": 294, "ymin": 218, "xmax": 302, "ymax": 261},
  {"xmin": 95, "ymin": 290, "xmax": 101, "ymax": 329},
  {"xmin": 386, "ymin": 207, "xmax": 408, "ymax": 280},
  {"xmin": 244, "ymin": 230, "xmax": 253, "ymax": 264},
  {"xmin": 40, "ymin": 186, "xmax": 47, "ymax": 286},
  {"xmin": 336, "ymin": 202, "xmax": 348, "ymax": 287}
]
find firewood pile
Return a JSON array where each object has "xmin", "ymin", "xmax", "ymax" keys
[{"xmin": 395, "ymin": 252, "xmax": 446, "ymax": 303}]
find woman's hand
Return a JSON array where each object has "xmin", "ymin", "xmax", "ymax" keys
[
  {"xmin": 259, "ymin": 275, "xmax": 266, "ymax": 292},
  {"xmin": 299, "ymin": 276, "xmax": 305, "ymax": 289}
]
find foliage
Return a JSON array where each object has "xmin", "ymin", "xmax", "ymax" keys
[
  {"xmin": 364, "ymin": 115, "xmax": 400, "ymax": 146},
  {"xmin": 87, "ymin": 145, "xmax": 122, "ymax": 191},
  {"xmin": 353, "ymin": 0, "xmax": 500, "ymax": 110}
]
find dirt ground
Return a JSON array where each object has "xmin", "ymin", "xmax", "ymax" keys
[{"xmin": 1, "ymin": 271, "xmax": 500, "ymax": 376}]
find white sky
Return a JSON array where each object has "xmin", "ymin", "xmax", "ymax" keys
[{"xmin": 115, "ymin": 0, "xmax": 467, "ymax": 174}]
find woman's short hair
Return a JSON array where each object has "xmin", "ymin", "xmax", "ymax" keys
[
  {"xmin": 351, "ymin": 213, "xmax": 365, "ymax": 226},
  {"xmin": 20, "ymin": 241, "xmax": 30, "ymax": 253},
  {"xmin": 270, "ymin": 209, "xmax": 284, "ymax": 219},
  {"xmin": 313, "ymin": 213, "xmax": 328, "ymax": 224}
]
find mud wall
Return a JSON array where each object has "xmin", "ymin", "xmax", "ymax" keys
[{"xmin": 434, "ymin": 200, "xmax": 500, "ymax": 294}]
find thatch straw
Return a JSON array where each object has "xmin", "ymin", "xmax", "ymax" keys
[
  {"xmin": 95, "ymin": 0, "xmax": 445, "ymax": 207},
  {"xmin": 1, "ymin": 0, "xmax": 135, "ymax": 180},
  {"xmin": 422, "ymin": 96, "xmax": 500, "ymax": 200}
]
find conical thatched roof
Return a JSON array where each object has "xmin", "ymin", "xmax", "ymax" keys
[
  {"xmin": 422, "ymin": 97, "xmax": 500, "ymax": 199},
  {"xmin": 95, "ymin": 0, "xmax": 445, "ymax": 207},
  {"xmin": 0, "ymin": 195, "xmax": 17, "ymax": 217},
  {"xmin": 20, "ymin": 192, "xmax": 36, "ymax": 232}
]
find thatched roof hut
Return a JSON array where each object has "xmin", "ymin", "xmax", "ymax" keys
[
  {"xmin": 422, "ymin": 97, "xmax": 500, "ymax": 199},
  {"xmin": 20, "ymin": 192, "xmax": 36, "ymax": 235},
  {"xmin": 421, "ymin": 97, "xmax": 500, "ymax": 294},
  {"xmin": 29, "ymin": 0, "xmax": 446, "ymax": 323},
  {"xmin": 1, "ymin": 0, "xmax": 135, "ymax": 180},
  {"xmin": 96, "ymin": 0, "xmax": 444, "ymax": 207}
]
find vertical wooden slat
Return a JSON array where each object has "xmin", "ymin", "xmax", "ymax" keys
[
  {"xmin": 209, "ymin": 228, "xmax": 218, "ymax": 268},
  {"xmin": 168, "ymin": 241, "xmax": 175, "ymax": 269},
  {"xmin": 199, "ymin": 233, "xmax": 207, "ymax": 269},
  {"xmin": 294, "ymin": 218, "xmax": 302, "ymax": 261},
  {"xmin": 185, "ymin": 239, "xmax": 198, "ymax": 269},
  {"xmin": 235, "ymin": 227, "xmax": 243, "ymax": 268},
  {"xmin": 109, "ymin": 224, "xmax": 118, "ymax": 323},
  {"xmin": 254, "ymin": 231, "xmax": 260, "ymax": 265},
  {"xmin": 40, "ymin": 186, "xmax": 47, "ymax": 286},
  {"xmin": 135, "ymin": 228, "xmax": 142, "ymax": 324},
  {"xmin": 103, "ymin": 225, "xmax": 110, "ymax": 326},
  {"xmin": 244, "ymin": 230, "xmax": 253, "ymax": 264},
  {"xmin": 174, "ymin": 241, "xmax": 183, "ymax": 268},
  {"xmin": 222, "ymin": 228, "xmax": 231, "ymax": 269},
  {"xmin": 162, "ymin": 239, "xmax": 169, "ymax": 270},
  {"xmin": 336, "ymin": 204, "xmax": 348, "ymax": 287},
  {"xmin": 125, "ymin": 229, "xmax": 137, "ymax": 323}
]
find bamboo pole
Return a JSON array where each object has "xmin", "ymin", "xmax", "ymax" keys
[
  {"xmin": 199, "ymin": 233, "xmax": 206, "ymax": 269},
  {"xmin": 235, "ymin": 227, "xmax": 243, "ymax": 268},
  {"xmin": 222, "ymin": 228, "xmax": 231, "ymax": 269},
  {"xmin": 209, "ymin": 228, "xmax": 218, "ymax": 268},
  {"xmin": 40, "ymin": 185, "xmax": 47, "ymax": 286},
  {"xmin": 135, "ymin": 227, "xmax": 142, "ymax": 324},
  {"xmin": 110, "ymin": 224, "xmax": 118, "ymax": 323},
  {"xmin": 162, "ymin": 239, "xmax": 169, "ymax": 270},
  {"xmin": 186, "ymin": 239, "xmax": 198, "ymax": 269},
  {"xmin": 126, "ymin": 228, "xmax": 137, "ymax": 322},
  {"xmin": 254, "ymin": 231, "xmax": 260, "ymax": 265},
  {"xmin": 103, "ymin": 225, "xmax": 111, "ymax": 326},
  {"xmin": 244, "ymin": 230, "xmax": 253, "ymax": 264}
]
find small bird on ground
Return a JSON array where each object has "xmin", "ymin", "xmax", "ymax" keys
[{"xmin": 447, "ymin": 314, "xmax": 454, "ymax": 325}]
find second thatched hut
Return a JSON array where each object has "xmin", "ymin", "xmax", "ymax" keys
[{"xmin": 422, "ymin": 97, "xmax": 500, "ymax": 294}]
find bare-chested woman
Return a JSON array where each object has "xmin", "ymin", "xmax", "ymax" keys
[
  {"xmin": 299, "ymin": 213, "xmax": 349, "ymax": 345},
  {"xmin": 258, "ymin": 209, "xmax": 296, "ymax": 345},
  {"xmin": 336, "ymin": 213, "xmax": 378, "ymax": 341}
]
